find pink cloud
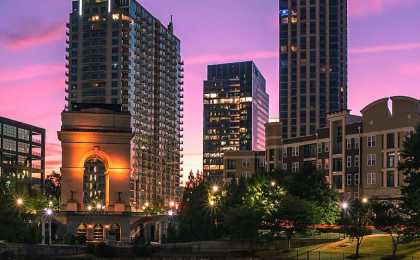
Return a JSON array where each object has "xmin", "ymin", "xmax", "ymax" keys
[
  {"xmin": 185, "ymin": 51, "xmax": 278, "ymax": 65},
  {"xmin": 0, "ymin": 64, "xmax": 63, "ymax": 82},
  {"xmin": 400, "ymin": 63, "xmax": 420, "ymax": 76},
  {"xmin": 0, "ymin": 23, "xmax": 64, "ymax": 50},
  {"xmin": 350, "ymin": 43, "xmax": 420, "ymax": 54},
  {"xmin": 348, "ymin": 0, "xmax": 416, "ymax": 17}
]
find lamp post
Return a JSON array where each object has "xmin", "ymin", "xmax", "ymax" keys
[{"xmin": 212, "ymin": 185, "xmax": 219, "ymax": 193}]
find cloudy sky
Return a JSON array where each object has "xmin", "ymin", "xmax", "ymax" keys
[{"xmin": 0, "ymin": 0, "xmax": 419, "ymax": 181}]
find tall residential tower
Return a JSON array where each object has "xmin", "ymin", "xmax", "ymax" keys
[
  {"xmin": 203, "ymin": 61, "xmax": 269, "ymax": 180},
  {"xmin": 279, "ymin": 0, "xmax": 347, "ymax": 138},
  {"xmin": 66, "ymin": 0, "xmax": 184, "ymax": 209}
]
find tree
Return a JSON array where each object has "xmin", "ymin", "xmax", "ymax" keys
[
  {"xmin": 372, "ymin": 201, "xmax": 408, "ymax": 257},
  {"xmin": 274, "ymin": 195, "xmax": 321, "ymax": 249},
  {"xmin": 223, "ymin": 206, "xmax": 261, "ymax": 241},
  {"xmin": 342, "ymin": 199, "xmax": 372, "ymax": 258},
  {"xmin": 45, "ymin": 171, "xmax": 61, "ymax": 200},
  {"xmin": 399, "ymin": 124, "xmax": 420, "ymax": 239},
  {"xmin": 284, "ymin": 165, "xmax": 340, "ymax": 224},
  {"xmin": 176, "ymin": 178, "xmax": 220, "ymax": 241}
]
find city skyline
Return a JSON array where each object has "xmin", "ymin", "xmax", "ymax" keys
[{"xmin": 1, "ymin": 0, "xmax": 420, "ymax": 178}]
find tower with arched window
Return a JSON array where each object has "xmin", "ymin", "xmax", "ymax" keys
[{"xmin": 58, "ymin": 106, "xmax": 132, "ymax": 212}]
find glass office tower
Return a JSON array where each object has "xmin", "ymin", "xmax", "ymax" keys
[
  {"xmin": 279, "ymin": 0, "xmax": 347, "ymax": 138},
  {"xmin": 203, "ymin": 61, "xmax": 269, "ymax": 180},
  {"xmin": 66, "ymin": 0, "xmax": 184, "ymax": 209}
]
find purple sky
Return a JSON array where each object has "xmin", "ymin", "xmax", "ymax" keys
[{"xmin": 0, "ymin": 0, "xmax": 420, "ymax": 181}]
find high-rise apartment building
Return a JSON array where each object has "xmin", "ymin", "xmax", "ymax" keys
[
  {"xmin": 65, "ymin": 0, "xmax": 183, "ymax": 209},
  {"xmin": 203, "ymin": 61, "xmax": 269, "ymax": 180},
  {"xmin": 279, "ymin": 0, "xmax": 347, "ymax": 138}
]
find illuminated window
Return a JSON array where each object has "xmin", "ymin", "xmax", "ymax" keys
[{"xmin": 83, "ymin": 158, "xmax": 106, "ymax": 206}]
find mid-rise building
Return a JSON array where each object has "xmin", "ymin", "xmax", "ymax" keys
[
  {"xmin": 203, "ymin": 61, "xmax": 269, "ymax": 180},
  {"xmin": 266, "ymin": 96, "xmax": 420, "ymax": 201},
  {"xmin": 279, "ymin": 0, "xmax": 347, "ymax": 138},
  {"xmin": 65, "ymin": 0, "xmax": 183, "ymax": 209},
  {"xmin": 0, "ymin": 116, "xmax": 45, "ymax": 194}
]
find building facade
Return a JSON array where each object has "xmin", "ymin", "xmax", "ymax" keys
[
  {"xmin": 266, "ymin": 96, "xmax": 420, "ymax": 201},
  {"xmin": 279, "ymin": 0, "xmax": 347, "ymax": 138},
  {"xmin": 223, "ymin": 151, "xmax": 266, "ymax": 181},
  {"xmin": 66, "ymin": 0, "xmax": 183, "ymax": 209},
  {"xmin": 203, "ymin": 61, "xmax": 269, "ymax": 180},
  {"xmin": 0, "ymin": 116, "xmax": 45, "ymax": 194}
]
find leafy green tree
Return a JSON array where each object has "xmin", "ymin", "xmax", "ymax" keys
[
  {"xmin": 284, "ymin": 165, "xmax": 340, "ymax": 224},
  {"xmin": 0, "ymin": 180, "xmax": 39, "ymax": 243},
  {"xmin": 342, "ymin": 199, "xmax": 372, "ymax": 258},
  {"xmin": 399, "ymin": 124, "xmax": 420, "ymax": 239},
  {"xmin": 176, "ymin": 177, "xmax": 220, "ymax": 241},
  {"xmin": 372, "ymin": 201, "xmax": 408, "ymax": 257},
  {"xmin": 274, "ymin": 195, "xmax": 321, "ymax": 249}
]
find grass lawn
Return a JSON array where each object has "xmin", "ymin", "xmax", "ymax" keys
[{"xmin": 313, "ymin": 235, "xmax": 420, "ymax": 259}]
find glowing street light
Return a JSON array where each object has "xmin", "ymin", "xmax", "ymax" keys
[
  {"xmin": 96, "ymin": 203, "xmax": 102, "ymax": 210},
  {"xmin": 168, "ymin": 210, "xmax": 174, "ymax": 216},
  {"xmin": 362, "ymin": 197, "xmax": 368, "ymax": 204},
  {"xmin": 212, "ymin": 185, "xmax": 219, "ymax": 193},
  {"xmin": 16, "ymin": 198, "xmax": 24, "ymax": 207},
  {"xmin": 87, "ymin": 205, "xmax": 92, "ymax": 211},
  {"xmin": 341, "ymin": 202, "xmax": 348, "ymax": 210},
  {"xmin": 46, "ymin": 208, "xmax": 53, "ymax": 216},
  {"xmin": 209, "ymin": 200, "xmax": 215, "ymax": 207},
  {"xmin": 270, "ymin": 181, "xmax": 276, "ymax": 187},
  {"xmin": 144, "ymin": 202, "xmax": 149, "ymax": 208},
  {"xmin": 169, "ymin": 201, "xmax": 175, "ymax": 208},
  {"xmin": 48, "ymin": 201, "xmax": 53, "ymax": 207}
]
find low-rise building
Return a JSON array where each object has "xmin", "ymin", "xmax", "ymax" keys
[
  {"xmin": 0, "ymin": 116, "xmax": 45, "ymax": 194},
  {"xmin": 265, "ymin": 96, "xmax": 420, "ymax": 201}
]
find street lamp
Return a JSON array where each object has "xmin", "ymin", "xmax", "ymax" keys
[
  {"xmin": 270, "ymin": 181, "xmax": 276, "ymax": 187},
  {"xmin": 341, "ymin": 202, "xmax": 348, "ymax": 210},
  {"xmin": 16, "ymin": 198, "xmax": 24, "ymax": 207},
  {"xmin": 87, "ymin": 205, "xmax": 92, "ymax": 211},
  {"xmin": 96, "ymin": 203, "xmax": 102, "ymax": 210},
  {"xmin": 212, "ymin": 185, "xmax": 219, "ymax": 193},
  {"xmin": 169, "ymin": 201, "xmax": 175, "ymax": 208},
  {"xmin": 209, "ymin": 200, "xmax": 215, "ymax": 207},
  {"xmin": 168, "ymin": 210, "xmax": 174, "ymax": 216},
  {"xmin": 362, "ymin": 197, "xmax": 368, "ymax": 204}
]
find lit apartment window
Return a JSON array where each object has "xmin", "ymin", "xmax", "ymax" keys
[
  {"xmin": 367, "ymin": 135, "xmax": 376, "ymax": 147},
  {"xmin": 367, "ymin": 172, "xmax": 376, "ymax": 185},
  {"xmin": 367, "ymin": 154, "xmax": 376, "ymax": 166}
]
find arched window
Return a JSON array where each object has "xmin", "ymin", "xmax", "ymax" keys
[{"xmin": 83, "ymin": 158, "xmax": 106, "ymax": 206}]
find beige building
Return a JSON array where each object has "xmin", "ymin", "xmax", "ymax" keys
[
  {"xmin": 223, "ymin": 151, "xmax": 265, "ymax": 182},
  {"xmin": 266, "ymin": 96, "xmax": 420, "ymax": 201}
]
